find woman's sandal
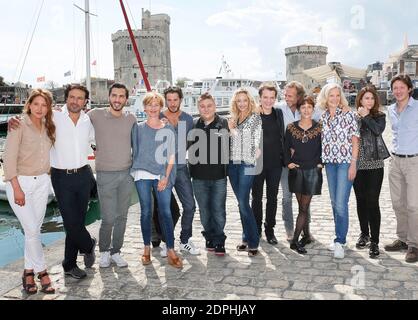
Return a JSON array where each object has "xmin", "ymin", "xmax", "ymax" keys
[
  {"xmin": 167, "ymin": 255, "xmax": 183, "ymax": 269},
  {"xmin": 248, "ymin": 249, "xmax": 258, "ymax": 257},
  {"xmin": 236, "ymin": 244, "xmax": 248, "ymax": 252},
  {"xmin": 37, "ymin": 272, "xmax": 55, "ymax": 294},
  {"xmin": 22, "ymin": 271, "xmax": 37, "ymax": 295},
  {"xmin": 141, "ymin": 254, "xmax": 151, "ymax": 266}
]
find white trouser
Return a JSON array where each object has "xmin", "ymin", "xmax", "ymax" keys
[{"xmin": 6, "ymin": 174, "xmax": 51, "ymax": 273}]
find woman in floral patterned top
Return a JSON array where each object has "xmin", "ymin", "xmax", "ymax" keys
[
  {"xmin": 319, "ymin": 83, "xmax": 360, "ymax": 259},
  {"xmin": 228, "ymin": 88, "xmax": 262, "ymax": 257}
]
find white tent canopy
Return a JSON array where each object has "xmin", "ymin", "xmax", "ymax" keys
[{"xmin": 303, "ymin": 63, "xmax": 366, "ymax": 82}]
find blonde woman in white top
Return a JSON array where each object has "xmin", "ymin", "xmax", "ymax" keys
[{"xmin": 228, "ymin": 88, "xmax": 262, "ymax": 257}]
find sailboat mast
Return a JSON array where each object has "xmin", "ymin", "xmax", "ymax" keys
[
  {"xmin": 119, "ymin": 0, "xmax": 152, "ymax": 92},
  {"xmin": 85, "ymin": 0, "xmax": 92, "ymax": 95}
]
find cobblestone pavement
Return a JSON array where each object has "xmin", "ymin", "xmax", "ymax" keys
[{"xmin": 1, "ymin": 126, "xmax": 417, "ymax": 301}]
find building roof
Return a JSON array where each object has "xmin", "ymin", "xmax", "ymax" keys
[{"xmin": 303, "ymin": 63, "xmax": 366, "ymax": 82}]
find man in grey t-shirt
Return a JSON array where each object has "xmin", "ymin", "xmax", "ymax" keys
[{"xmin": 88, "ymin": 83, "xmax": 137, "ymax": 268}]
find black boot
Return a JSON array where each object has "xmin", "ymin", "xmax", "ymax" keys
[
  {"xmin": 265, "ymin": 233, "xmax": 278, "ymax": 245},
  {"xmin": 356, "ymin": 234, "xmax": 370, "ymax": 249},
  {"xmin": 152, "ymin": 240, "xmax": 161, "ymax": 248},
  {"xmin": 265, "ymin": 224, "xmax": 278, "ymax": 245},
  {"xmin": 290, "ymin": 241, "xmax": 307, "ymax": 254},
  {"xmin": 369, "ymin": 242, "xmax": 380, "ymax": 258},
  {"xmin": 300, "ymin": 223, "xmax": 314, "ymax": 247}
]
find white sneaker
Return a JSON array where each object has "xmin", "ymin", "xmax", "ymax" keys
[
  {"xmin": 160, "ymin": 243, "xmax": 168, "ymax": 258},
  {"xmin": 328, "ymin": 242, "xmax": 336, "ymax": 251},
  {"xmin": 180, "ymin": 240, "xmax": 201, "ymax": 255},
  {"xmin": 334, "ymin": 243, "xmax": 345, "ymax": 259},
  {"xmin": 99, "ymin": 251, "xmax": 111, "ymax": 268},
  {"xmin": 328, "ymin": 242, "xmax": 347, "ymax": 251},
  {"xmin": 111, "ymin": 253, "xmax": 128, "ymax": 268}
]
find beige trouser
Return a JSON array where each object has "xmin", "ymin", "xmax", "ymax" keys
[{"xmin": 389, "ymin": 156, "xmax": 418, "ymax": 248}]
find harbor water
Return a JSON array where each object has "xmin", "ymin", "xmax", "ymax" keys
[{"xmin": 0, "ymin": 199, "xmax": 101, "ymax": 268}]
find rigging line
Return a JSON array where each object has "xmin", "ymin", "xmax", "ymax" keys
[
  {"xmin": 126, "ymin": 0, "xmax": 138, "ymax": 30},
  {"xmin": 93, "ymin": 0, "xmax": 101, "ymax": 77},
  {"xmin": 90, "ymin": 0, "xmax": 100, "ymax": 78},
  {"xmin": 14, "ymin": 0, "xmax": 43, "ymax": 82},
  {"xmin": 73, "ymin": 2, "xmax": 77, "ymax": 82},
  {"xmin": 17, "ymin": 0, "xmax": 45, "ymax": 83},
  {"xmin": 73, "ymin": 3, "xmax": 84, "ymax": 83}
]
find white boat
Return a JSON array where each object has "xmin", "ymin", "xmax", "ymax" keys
[
  {"xmin": 181, "ymin": 77, "xmax": 262, "ymax": 115},
  {"xmin": 126, "ymin": 58, "xmax": 263, "ymax": 119}
]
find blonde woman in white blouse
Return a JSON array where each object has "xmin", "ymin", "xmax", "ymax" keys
[{"xmin": 228, "ymin": 88, "xmax": 262, "ymax": 257}]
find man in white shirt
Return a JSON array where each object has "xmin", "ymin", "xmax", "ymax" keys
[{"xmin": 50, "ymin": 85, "xmax": 96, "ymax": 279}]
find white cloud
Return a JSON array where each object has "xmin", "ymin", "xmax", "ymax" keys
[
  {"xmin": 203, "ymin": 0, "xmax": 370, "ymax": 81},
  {"xmin": 2, "ymin": 0, "xmax": 416, "ymax": 87},
  {"xmin": 207, "ymin": 11, "xmax": 245, "ymax": 30},
  {"xmin": 348, "ymin": 38, "xmax": 360, "ymax": 50},
  {"xmin": 172, "ymin": 43, "xmax": 270, "ymax": 81}
]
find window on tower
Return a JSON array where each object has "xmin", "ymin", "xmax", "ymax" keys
[{"xmin": 127, "ymin": 44, "xmax": 132, "ymax": 51}]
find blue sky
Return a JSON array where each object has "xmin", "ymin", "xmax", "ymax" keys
[{"xmin": 1, "ymin": 0, "xmax": 417, "ymax": 87}]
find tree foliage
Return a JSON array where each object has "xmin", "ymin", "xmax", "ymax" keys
[{"xmin": 175, "ymin": 77, "xmax": 192, "ymax": 88}]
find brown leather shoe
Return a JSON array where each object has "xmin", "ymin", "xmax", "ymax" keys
[
  {"xmin": 384, "ymin": 240, "xmax": 408, "ymax": 252},
  {"xmin": 141, "ymin": 255, "xmax": 151, "ymax": 265},
  {"xmin": 405, "ymin": 247, "xmax": 418, "ymax": 263},
  {"xmin": 167, "ymin": 255, "xmax": 183, "ymax": 269}
]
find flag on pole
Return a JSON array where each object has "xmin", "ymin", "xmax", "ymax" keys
[
  {"xmin": 64, "ymin": 70, "xmax": 71, "ymax": 77},
  {"xmin": 36, "ymin": 76, "xmax": 45, "ymax": 82},
  {"xmin": 91, "ymin": 60, "xmax": 97, "ymax": 66}
]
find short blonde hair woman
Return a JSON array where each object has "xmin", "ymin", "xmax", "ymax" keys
[
  {"xmin": 131, "ymin": 91, "xmax": 182, "ymax": 268},
  {"xmin": 317, "ymin": 83, "xmax": 349, "ymax": 110},
  {"xmin": 142, "ymin": 91, "xmax": 165, "ymax": 108}
]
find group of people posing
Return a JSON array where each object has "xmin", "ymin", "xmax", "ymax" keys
[{"xmin": 3, "ymin": 73, "xmax": 418, "ymax": 296}]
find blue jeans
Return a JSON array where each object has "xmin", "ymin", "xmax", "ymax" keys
[
  {"xmin": 228, "ymin": 163, "xmax": 259, "ymax": 249},
  {"xmin": 192, "ymin": 178, "xmax": 227, "ymax": 246},
  {"xmin": 174, "ymin": 166, "xmax": 196, "ymax": 244},
  {"xmin": 325, "ymin": 163, "xmax": 354, "ymax": 245},
  {"xmin": 135, "ymin": 180, "xmax": 175, "ymax": 249}
]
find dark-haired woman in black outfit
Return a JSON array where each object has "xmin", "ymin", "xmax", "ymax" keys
[
  {"xmin": 284, "ymin": 96, "xmax": 323, "ymax": 254},
  {"xmin": 353, "ymin": 86, "xmax": 390, "ymax": 258}
]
